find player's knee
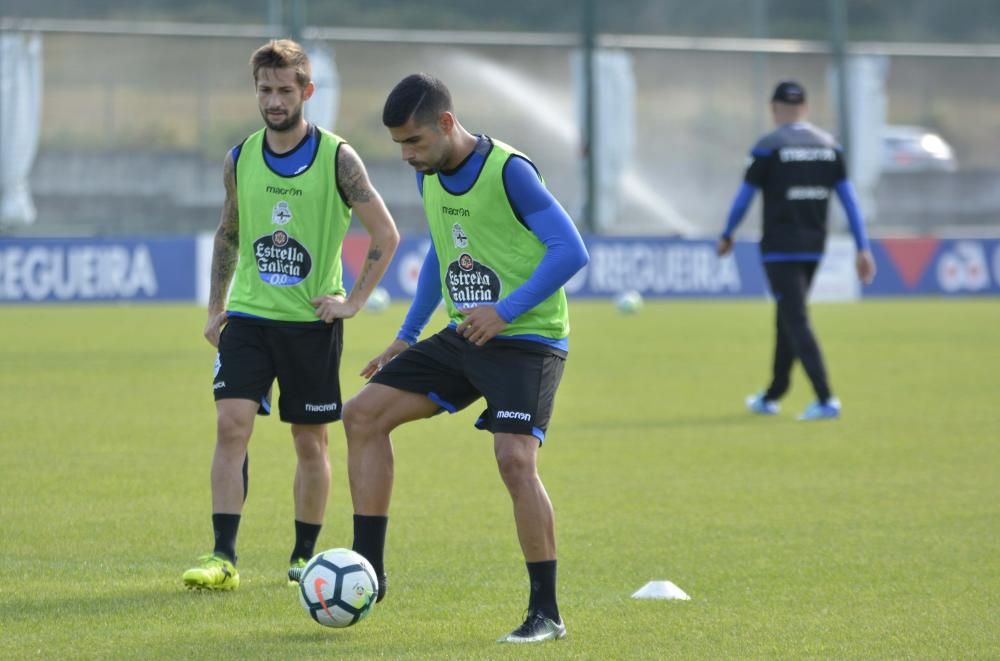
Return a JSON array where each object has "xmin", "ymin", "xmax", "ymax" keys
[
  {"xmin": 495, "ymin": 444, "xmax": 536, "ymax": 487},
  {"xmin": 216, "ymin": 410, "xmax": 253, "ymax": 447},
  {"xmin": 292, "ymin": 427, "xmax": 328, "ymax": 461},
  {"xmin": 342, "ymin": 395, "xmax": 381, "ymax": 439}
]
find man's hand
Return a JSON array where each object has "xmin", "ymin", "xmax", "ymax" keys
[
  {"xmin": 312, "ymin": 294, "xmax": 360, "ymax": 323},
  {"xmin": 360, "ymin": 338, "xmax": 411, "ymax": 379},
  {"xmin": 455, "ymin": 305, "xmax": 507, "ymax": 347},
  {"xmin": 716, "ymin": 236, "xmax": 734, "ymax": 257},
  {"xmin": 856, "ymin": 249, "xmax": 876, "ymax": 285},
  {"xmin": 204, "ymin": 310, "xmax": 228, "ymax": 348}
]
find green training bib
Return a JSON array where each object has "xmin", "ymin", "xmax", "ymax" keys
[
  {"xmin": 228, "ymin": 127, "xmax": 352, "ymax": 322},
  {"xmin": 421, "ymin": 138, "xmax": 569, "ymax": 339}
]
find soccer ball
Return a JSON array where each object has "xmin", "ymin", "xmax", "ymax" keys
[
  {"xmin": 615, "ymin": 290, "xmax": 644, "ymax": 314},
  {"xmin": 365, "ymin": 286, "xmax": 391, "ymax": 313},
  {"xmin": 298, "ymin": 548, "xmax": 379, "ymax": 628}
]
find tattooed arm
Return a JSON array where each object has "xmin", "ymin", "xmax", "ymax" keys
[
  {"xmin": 204, "ymin": 151, "xmax": 240, "ymax": 347},
  {"xmin": 312, "ymin": 143, "xmax": 400, "ymax": 322}
]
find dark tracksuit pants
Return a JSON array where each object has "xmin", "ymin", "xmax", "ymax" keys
[{"xmin": 762, "ymin": 260, "xmax": 832, "ymax": 403}]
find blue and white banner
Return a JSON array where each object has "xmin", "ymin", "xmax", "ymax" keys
[
  {"xmin": 380, "ymin": 235, "xmax": 812, "ymax": 300},
  {"xmin": 866, "ymin": 237, "xmax": 1000, "ymax": 296},
  {"xmin": 379, "ymin": 234, "xmax": 1000, "ymax": 299},
  {"xmin": 5, "ymin": 234, "xmax": 1000, "ymax": 304},
  {"xmin": 565, "ymin": 237, "xmax": 756, "ymax": 297},
  {"xmin": 0, "ymin": 236, "xmax": 196, "ymax": 302}
]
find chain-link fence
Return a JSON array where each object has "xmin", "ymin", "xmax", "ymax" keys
[{"xmin": 4, "ymin": 19, "xmax": 1000, "ymax": 237}]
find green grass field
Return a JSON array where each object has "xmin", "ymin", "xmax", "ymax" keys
[{"xmin": 1, "ymin": 300, "xmax": 997, "ymax": 659}]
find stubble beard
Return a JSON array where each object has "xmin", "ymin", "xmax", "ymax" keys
[
  {"xmin": 412, "ymin": 146, "xmax": 451, "ymax": 176},
  {"xmin": 262, "ymin": 106, "xmax": 303, "ymax": 132}
]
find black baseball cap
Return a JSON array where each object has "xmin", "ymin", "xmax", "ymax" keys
[{"xmin": 771, "ymin": 81, "xmax": 806, "ymax": 105}]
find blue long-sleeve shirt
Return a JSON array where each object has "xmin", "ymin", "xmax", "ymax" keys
[
  {"xmin": 397, "ymin": 136, "xmax": 588, "ymax": 350},
  {"xmin": 721, "ymin": 178, "xmax": 869, "ymax": 260},
  {"xmin": 722, "ymin": 121, "xmax": 870, "ymax": 260}
]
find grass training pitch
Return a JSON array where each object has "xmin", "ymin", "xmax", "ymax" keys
[{"xmin": 1, "ymin": 299, "xmax": 997, "ymax": 658}]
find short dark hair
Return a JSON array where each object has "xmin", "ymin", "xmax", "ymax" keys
[
  {"xmin": 382, "ymin": 73, "xmax": 453, "ymax": 128},
  {"xmin": 250, "ymin": 39, "xmax": 311, "ymax": 89}
]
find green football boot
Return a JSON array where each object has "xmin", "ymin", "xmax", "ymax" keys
[
  {"xmin": 287, "ymin": 557, "xmax": 308, "ymax": 586},
  {"xmin": 182, "ymin": 553, "xmax": 240, "ymax": 591}
]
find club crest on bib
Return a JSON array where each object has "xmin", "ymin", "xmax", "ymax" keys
[
  {"xmin": 452, "ymin": 223, "xmax": 468, "ymax": 248},
  {"xmin": 272, "ymin": 200, "xmax": 293, "ymax": 225},
  {"xmin": 446, "ymin": 253, "xmax": 501, "ymax": 306}
]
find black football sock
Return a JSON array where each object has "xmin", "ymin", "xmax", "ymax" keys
[
  {"xmin": 211, "ymin": 513, "xmax": 241, "ymax": 564},
  {"xmin": 352, "ymin": 515, "xmax": 388, "ymax": 576},
  {"xmin": 291, "ymin": 520, "xmax": 322, "ymax": 562},
  {"xmin": 352, "ymin": 514, "xmax": 388, "ymax": 600},
  {"xmin": 526, "ymin": 560, "xmax": 559, "ymax": 622}
]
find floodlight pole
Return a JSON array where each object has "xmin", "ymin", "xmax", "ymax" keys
[
  {"xmin": 288, "ymin": 0, "xmax": 306, "ymax": 44},
  {"xmin": 268, "ymin": 0, "xmax": 305, "ymax": 42},
  {"xmin": 0, "ymin": 25, "xmax": 4, "ymax": 229},
  {"xmin": 751, "ymin": 0, "xmax": 769, "ymax": 135},
  {"xmin": 581, "ymin": 0, "xmax": 597, "ymax": 234},
  {"xmin": 268, "ymin": 0, "xmax": 284, "ymax": 37},
  {"xmin": 829, "ymin": 0, "xmax": 851, "ymax": 160}
]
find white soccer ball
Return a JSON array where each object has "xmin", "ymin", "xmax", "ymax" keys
[
  {"xmin": 365, "ymin": 286, "xmax": 391, "ymax": 314},
  {"xmin": 298, "ymin": 548, "xmax": 378, "ymax": 628},
  {"xmin": 615, "ymin": 290, "xmax": 644, "ymax": 315}
]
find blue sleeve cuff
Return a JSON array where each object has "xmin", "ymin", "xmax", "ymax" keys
[
  {"xmin": 495, "ymin": 300, "xmax": 515, "ymax": 323},
  {"xmin": 395, "ymin": 327, "xmax": 420, "ymax": 345}
]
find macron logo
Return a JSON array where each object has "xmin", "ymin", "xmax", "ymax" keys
[
  {"xmin": 441, "ymin": 205, "xmax": 470, "ymax": 217},
  {"xmin": 496, "ymin": 410, "xmax": 531, "ymax": 421},
  {"xmin": 779, "ymin": 147, "xmax": 836, "ymax": 162},
  {"xmin": 305, "ymin": 402, "xmax": 338, "ymax": 412}
]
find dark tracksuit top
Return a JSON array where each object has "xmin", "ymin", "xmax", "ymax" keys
[{"xmin": 722, "ymin": 121, "xmax": 869, "ymax": 259}]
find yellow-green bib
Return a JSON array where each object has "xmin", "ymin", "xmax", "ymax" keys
[
  {"xmin": 422, "ymin": 139, "xmax": 569, "ymax": 339},
  {"xmin": 228, "ymin": 126, "xmax": 352, "ymax": 322}
]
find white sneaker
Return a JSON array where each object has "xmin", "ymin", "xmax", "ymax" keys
[
  {"xmin": 745, "ymin": 392, "xmax": 780, "ymax": 415},
  {"xmin": 798, "ymin": 398, "xmax": 841, "ymax": 421}
]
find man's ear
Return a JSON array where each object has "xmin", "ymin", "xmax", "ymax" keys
[
  {"xmin": 302, "ymin": 81, "xmax": 316, "ymax": 101},
  {"xmin": 438, "ymin": 111, "xmax": 455, "ymax": 134}
]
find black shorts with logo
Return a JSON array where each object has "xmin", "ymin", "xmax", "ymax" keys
[
  {"xmin": 370, "ymin": 327, "xmax": 567, "ymax": 442},
  {"xmin": 213, "ymin": 315, "xmax": 344, "ymax": 424}
]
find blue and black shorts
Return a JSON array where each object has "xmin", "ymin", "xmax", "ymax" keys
[
  {"xmin": 370, "ymin": 327, "xmax": 566, "ymax": 443},
  {"xmin": 213, "ymin": 315, "xmax": 344, "ymax": 424}
]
